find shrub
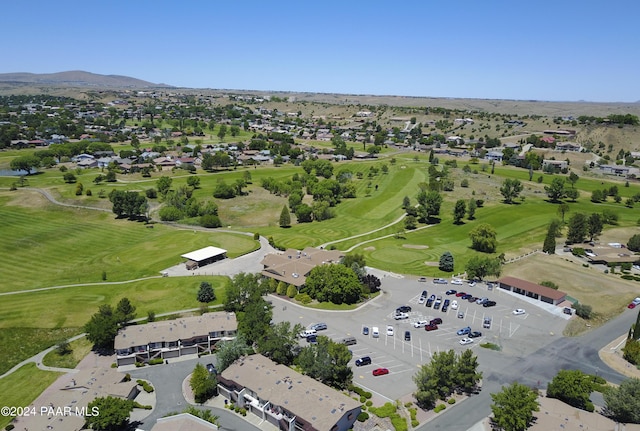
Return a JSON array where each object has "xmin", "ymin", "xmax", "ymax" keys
[
  {"xmin": 364, "ymin": 391, "xmax": 372, "ymax": 399},
  {"xmin": 294, "ymin": 293, "xmax": 312, "ymax": 304},
  {"xmin": 360, "ymin": 396, "xmax": 366, "ymax": 403},
  {"xmin": 365, "ymin": 400, "xmax": 373, "ymax": 407},
  {"xmin": 253, "ymin": 232, "xmax": 260, "ymax": 240},
  {"xmin": 135, "ymin": 362, "xmax": 145, "ymax": 368},
  {"xmin": 136, "ymin": 379, "xmax": 154, "ymax": 393},
  {"xmin": 480, "ymin": 342, "xmax": 501, "ymax": 351},
  {"xmin": 286, "ymin": 284, "xmax": 297, "ymax": 298},
  {"xmin": 434, "ymin": 404, "xmax": 447, "ymax": 413},
  {"xmin": 573, "ymin": 303, "xmax": 593, "ymax": 319},
  {"xmin": 357, "ymin": 412, "xmax": 370, "ymax": 422},
  {"xmin": 448, "ymin": 398, "xmax": 456, "ymax": 404},
  {"xmin": 585, "ymin": 401, "xmax": 594, "ymax": 412},
  {"xmin": 149, "ymin": 358, "xmax": 164, "ymax": 365},
  {"xmin": 6, "ymin": 424, "xmax": 15, "ymax": 430},
  {"xmin": 390, "ymin": 415, "xmax": 408, "ymax": 431},
  {"xmin": 123, "ymin": 373, "xmax": 131, "ymax": 382}
]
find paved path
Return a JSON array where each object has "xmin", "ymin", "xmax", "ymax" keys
[{"xmin": 318, "ymin": 213, "xmax": 407, "ymax": 249}]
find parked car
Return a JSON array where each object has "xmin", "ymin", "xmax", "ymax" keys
[
  {"xmin": 372, "ymin": 326, "xmax": 380, "ymax": 337},
  {"xmin": 433, "ymin": 278, "xmax": 448, "ymax": 284},
  {"xmin": 413, "ymin": 320, "xmax": 429, "ymax": 328},
  {"xmin": 468, "ymin": 281, "xmax": 476, "ymax": 287},
  {"xmin": 299, "ymin": 329, "xmax": 317, "ymax": 338},
  {"xmin": 476, "ymin": 297, "xmax": 488, "ymax": 305},
  {"xmin": 463, "ymin": 294, "xmax": 474, "ymax": 301},
  {"xmin": 451, "ymin": 279, "xmax": 463, "ymax": 285},
  {"xmin": 445, "ymin": 289, "xmax": 457, "ymax": 295},
  {"xmin": 483, "ymin": 300, "xmax": 497, "ymax": 308},
  {"xmin": 430, "ymin": 318, "xmax": 443, "ymax": 325},
  {"xmin": 512, "ymin": 309, "xmax": 526, "ymax": 315},
  {"xmin": 629, "ymin": 297, "xmax": 640, "ymax": 309},
  {"xmin": 483, "ymin": 317, "xmax": 492, "ymax": 328},
  {"xmin": 355, "ymin": 356, "xmax": 372, "ymax": 366},
  {"xmin": 459, "ymin": 337, "xmax": 474, "ymax": 345},
  {"xmin": 386, "ymin": 325, "xmax": 394, "ymax": 336},
  {"xmin": 457, "ymin": 326, "xmax": 471, "ymax": 335},
  {"xmin": 373, "ymin": 368, "xmax": 389, "ymax": 376},
  {"xmin": 426, "ymin": 297, "xmax": 434, "ymax": 307},
  {"xmin": 418, "ymin": 296, "xmax": 426, "ymax": 304},
  {"xmin": 404, "ymin": 331, "xmax": 411, "ymax": 341},
  {"xmin": 394, "ymin": 312, "xmax": 409, "ymax": 320},
  {"xmin": 563, "ymin": 307, "xmax": 573, "ymax": 315},
  {"xmin": 469, "ymin": 331, "xmax": 482, "ymax": 338},
  {"xmin": 206, "ymin": 363, "xmax": 217, "ymax": 375},
  {"xmin": 310, "ymin": 322, "xmax": 327, "ymax": 331},
  {"xmin": 307, "ymin": 334, "xmax": 317, "ymax": 343},
  {"xmin": 424, "ymin": 323, "xmax": 439, "ymax": 331},
  {"xmin": 442, "ymin": 299, "xmax": 450, "ymax": 312},
  {"xmin": 457, "ymin": 311, "xmax": 465, "ymax": 319},
  {"xmin": 396, "ymin": 305, "xmax": 412, "ymax": 313},
  {"xmin": 418, "ymin": 277, "xmax": 428, "ymax": 282},
  {"xmin": 433, "ymin": 299, "xmax": 442, "ymax": 310},
  {"xmin": 455, "ymin": 291, "xmax": 466, "ymax": 297},
  {"xmin": 451, "ymin": 300, "xmax": 459, "ymax": 310},
  {"xmin": 362, "ymin": 326, "xmax": 369, "ymax": 335}
]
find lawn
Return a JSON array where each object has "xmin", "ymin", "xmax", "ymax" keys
[
  {"xmin": 0, "ymin": 364, "xmax": 63, "ymax": 429},
  {"xmin": 42, "ymin": 336, "xmax": 93, "ymax": 369}
]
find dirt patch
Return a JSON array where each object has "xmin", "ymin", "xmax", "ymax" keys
[
  {"xmin": 363, "ymin": 246, "xmax": 375, "ymax": 251},
  {"xmin": 424, "ymin": 261, "xmax": 439, "ymax": 266},
  {"xmin": 403, "ymin": 244, "xmax": 428, "ymax": 249},
  {"xmin": 2, "ymin": 189, "xmax": 51, "ymax": 209}
]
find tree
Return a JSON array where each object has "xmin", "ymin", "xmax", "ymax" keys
[
  {"xmin": 109, "ymin": 190, "xmax": 148, "ymax": 219},
  {"xmin": 547, "ymin": 369, "xmax": 594, "ymax": 411},
  {"xmin": 84, "ymin": 304, "xmax": 119, "ymax": 349},
  {"xmin": 213, "ymin": 180, "xmax": 236, "ymax": 199},
  {"xmin": 467, "ymin": 198, "xmax": 477, "ymax": 220},
  {"xmin": 197, "ymin": 281, "xmax": 216, "ymax": 303},
  {"xmin": 557, "ymin": 203, "xmax": 570, "ymax": 223},
  {"xmin": 469, "ymin": 223, "xmax": 498, "ymax": 253},
  {"xmin": 190, "ymin": 363, "xmax": 218, "ymax": 403},
  {"xmin": 279, "ymin": 205, "xmax": 291, "ymax": 228},
  {"xmin": 157, "ymin": 176, "xmax": 172, "ymax": 195},
  {"xmin": 217, "ymin": 124, "xmax": 227, "ymax": 141},
  {"xmin": 453, "ymin": 199, "xmax": 466, "ymax": 224},
  {"xmin": 566, "ymin": 213, "xmax": 587, "ymax": 244},
  {"xmin": 544, "ymin": 177, "xmax": 566, "ymax": 202},
  {"xmin": 295, "ymin": 203, "xmax": 313, "ymax": 223},
  {"xmin": 216, "ymin": 334, "xmax": 252, "ymax": 372},
  {"xmin": 304, "ymin": 264, "xmax": 362, "ymax": 304},
  {"xmin": 237, "ymin": 296, "xmax": 272, "ymax": 345},
  {"xmin": 465, "ymin": 255, "xmax": 501, "ymax": 280},
  {"xmin": 439, "ymin": 252, "xmax": 454, "ymax": 272},
  {"xmin": 257, "ymin": 321, "xmax": 304, "ymax": 366},
  {"xmin": 490, "ymin": 382, "xmax": 539, "ymax": 431},
  {"xmin": 85, "ymin": 396, "xmax": 134, "ymax": 431},
  {"xmin": 568, "ymin": 171, "xmax": 580, "ymax": 188},
  {"xmin": 500, "ymin": 179, "xmax": 523, "ymax": 204},
  {"xmin": 543, "ymin": 224, "xmax": 556, "ymax": 254},
  {"xmin": 115, "ymin": 297, "xmax": 136, "ymax": 327},
  {"xmin": 286, "ymin": 284, "xmax": 297, "ymax": 298},
  {"xmin": 224, "ymin": 272, "xmax": 264, "ymax": 312},
  {"xmin": 417, "ymin": 190, "xmax": 443, "ymax": 222},
  {"xmin": 63, "ymin": 172, "xmax": 77, "ymax": 183},
  {"xmin": 564, "ymin": 188, "xmax": 579, "ymax": 202},
  {"xmin": 456, "ymin": 349, "xmax": 482, "ymax": 393},
  {"xmin": 587, "ymin": 213, "xmax": 603, "ymax": 241},
  {"xmin": 627, "ymin": 234, "xmax": 640, "ymax": 252},
  {"xmin": 186, "ymin": 176, "xmax": 201, "ymax": 189},
  {"xmin": 296, "ymin": 335, "xmax": 353, "ymax": 390},
  {"xmin": 10, "ymin": 155, "xmax": 40, "ymax": 174},
  {"xmin": 603, "ymin": 378, "xmax": 640, "ymax": 423}
]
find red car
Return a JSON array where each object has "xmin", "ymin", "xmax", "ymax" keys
[
  {"xmin": 455, "ymin": 292, "xmax": 466, "ymax": 297},
  {"xmin": 424, "ymin": 323, "xmax": 439, "ymax": 331},
  {"xmin": 372, "ymin": 368, "xmax": 389, "ymax": 376},
  {"xmin": 629, "ymin": 303, "xmax": 637, "ymax": 309}
]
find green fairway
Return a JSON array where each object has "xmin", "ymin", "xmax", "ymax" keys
[{"xmin": 0, "ymin": 363, "xmax": 63, "ymax": 429}]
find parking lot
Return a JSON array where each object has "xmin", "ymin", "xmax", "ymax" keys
[{"xmin": 271, "ymin": 275, "xmax": 567, "ymax": 401}]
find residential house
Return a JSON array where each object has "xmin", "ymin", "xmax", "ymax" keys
[
  {"xmin": 543, "ymin": 160, "xmax": 568, "ymax": 171},
  {"xmin": 485, "ymin": 150, "xmax": 503, "ymax": 162},
  {"xmin": 218, "ymin": 354, "xmax": 361, "ymax": 431},
  {"xmin": 151, "ymin": 413, "xmax": 219, "ymax": 431},
  {"xmin": 555, "ymin": 142, "xmax": 582, "ymax": 152}
]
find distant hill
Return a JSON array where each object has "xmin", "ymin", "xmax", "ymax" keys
[{"xmin": 0, "ymin": 70, "xmax": 172, "ymax": 88}]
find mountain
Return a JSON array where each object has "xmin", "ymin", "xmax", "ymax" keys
[{"xmin": 0, "ymin": 70, "xmax": 172, "ymax": 88}]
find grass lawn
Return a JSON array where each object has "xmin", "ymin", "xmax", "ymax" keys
[
  {"xmin": 0, "ymin": 364, "xmax": 63, "ymax": 429},
  {"xmin": 42, "ymin": 336, "xmax": 93, "ymax": 369}
]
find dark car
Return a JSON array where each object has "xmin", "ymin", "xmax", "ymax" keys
[
  {"xmin": 442, "ymin": 302, "xmax": 449, "ymax": 312},
  {"xmin": 424, "ymin": 323, "xmax": 439, "ymax": 331},
  {"xmin": 430, "ymin": 317, "xmax": 442, "ymax": 325},
  {"xmin": 433, "ymin": 299, "xmax": 441, "ymax": 310},
  {"xmin": 311, "ymin": 322, "xmax": 327, "ymax": 331},
  {"xmin": 469, "ymin": 331, "xmax": 482, "ymax": 338},
  {"xmin": 426, "ymin": 297, "xmax": 434, "ymax": 307},
  {"xmin": 465, "ymin": 295, "xmax": 476, "ymax": 302},
  {"xmin": 404, "ymin": 331, "xmax": 411, "ymax": 341},
  {"xmin": 355, "ymin": 356, "xmax": 372, "ymax": 366},
  {"xmin": 421, "ymin": 290, "xmax": 428, "ymax": 297},
  {"xmin": 307, "ymin": 334, "xmax": 317, "ymax": 343},
  {"xmin": 206, "ymin": 363, "xmax": 217, "ymax": 375},
  {"xmin": 396, "ymin": 305, "xmax": 412, "ymax": 313},
  {"xmin": 483, "ymin": 300, "xmax": 497, "ymax": 307},
  {"xmin": 363, "ymin": 326, "xmax": 369, "ymax": 335},
  {"xmin": 445, "ymin": 289, "xmax": 457, "ymax": 295}
]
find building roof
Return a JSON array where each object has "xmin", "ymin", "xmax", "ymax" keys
[
  {"xmin": 181, "ymin": 246, "xmax": 227, "ymax": 262},
  {"xmin": 221, "ymin": 354, "xmax": 360, "ymax": 431},
  {"xmin": 151, "ymin": 413, "xmax": 218, "ymax": 431},
  {"xmin": 260, "ymin": 247, "xmax": 345, "ymax": 287},
  {"xmin": 498, "ymin": 276, "xmax": 566, "ymax": 300},
  {"xmin": 115, "ymin": 312, "xmax": 237, "ymax": 350}
]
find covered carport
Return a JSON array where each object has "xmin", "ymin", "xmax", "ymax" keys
[{"xmin": 181, "ymin": 246, "xmax": 227, "ymax": 269}]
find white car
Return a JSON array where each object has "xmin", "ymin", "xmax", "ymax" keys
[
  {"xmin": 418, "ymin": 296, "xmax": 425, "ymax": 304},
  {"xmin": 468, "ymin": 281, "xmax": 476, "ymax": 287},
  {"xmin": 512, "ymin": 308, "xmax": 526, "ymax": 315},
  {"xmin": 413, "ymin": 320, "xmax": 429, "ymax": 328},
  {"xmin": 451, "ymin": 300, "xmax": 458, "ymax": 310},
  {"xmin": 459, "ymin": 337, "xmax": 474, "ymax": 345},
  {"xmin": 386, "ymin": 325, "xmax": 394, "ymax": 336},
  {"xmin": 394, "ymin": 312, "xmax": 409, "ymax": 320},
  {"xmin": 451, "ymin": 279, "xmax": 463, "ymax": 285}
]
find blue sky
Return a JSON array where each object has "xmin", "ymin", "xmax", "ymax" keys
[{"xmin": 2, "ymin": 0, "xmax": 639, "ymax": 102}]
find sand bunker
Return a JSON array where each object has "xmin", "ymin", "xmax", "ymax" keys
[{"xmin": 403, "ymin": 244, "xmax": 428, "ymax": 249}]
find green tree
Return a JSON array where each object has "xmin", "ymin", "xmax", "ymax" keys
[
  {"xmin": 237, "ymin": 296, "xmax": 272, "ymax": 345},
  {"xmin": 295, "ymin": 203, "xmax": 313, "ymax": 223},
  {"xmin": 304, "ymin": 264, "xmax": 362, "ymax": 304},
  {"xmin": 190, "ymin": 363, "xmax": 218, "ymax": 403},
  {"xmin": 439, "ymin": 252, "xmax": 454, "ymax": 272},
  {"xmin": 469, "ymin": 223, "xmax": 498, "ymax": 253},
  {"xmin": 567, "ymin": 213, "xmax": 587, "ymax": 244},
  {"xmin": 557, "ymin": 203, "xmax": 570, "ymax": 223},
  {"xmin": 84, "ymin": 304, "xmax": 119, "ymax": 350},
  {"xmin": 296, "ymin": 336, "xmax": 352, "ymax": 390},
  {"xmin": 224, "ymin": 272, "xmax": 264, "ymax": 312},
  {"xmin": 564, "ymin": 188, "xmax": 579, "ymax": 202},
  {"xmin": 115, "ymin": 297, "xmax": 136, "ymax": 327},
  {"xmin": 279, "ymin": 205, "xmax": 291, "ymax": 228},
  {"xmin": 491, "ymin": 382, "xmax": 539, "ymax": 431},
  {"xmin": 63, "ymin": 172, "xmax": 77, "ymax": 183},
  {"xmin": 456, "ymin": 349, "xmax": 482, "ymax": 393},
  {"xmin": 216, "ymin": 334, "xmax": 252, "ymax": 372},
  {"xmin": 568, "ymin": 171, "xmax": 580, "ymax": 187},
  {"xmin": 542, "ymin": 224, "xmax": 556, "ymax": 254},
  {"xmin": 603, "ymin": 378, "xmax": 640, "ymax": 424},
  {"xmin": 465, "ymin": 255, "xmax": 501, "ymax": 280},
  {"xmin": 627, "ymin": 234, "xmax": 640, "ymax": 252},
  {"xmin": 85, "ymin": 396, "xmax": 134, "ymax": 431},
  {"xmin": 217, "ymin": 124, "xmax": 227, "ymax": 141},
  {"xmin": 157, "ymin": 176, "xmax": 173, "ymax": 195},
  {"xmin": 197, "ymin": 281, "xmax": 216, "ymax": 303},
  {"xmin": 286, "ymin": 284, "xmax": 297, "ymax": 298},
  {"xmin": 547, "ymin": 369, "xmax": 594, "ymax": 411},
  {"xmin": 544, "ymin": 177, "xmax": 566, "ymax": 202},
  {"xmin": 186, "ymin": 176, "xmax": 201, "ymax": 189},
  {"xmin": 467, "ymin": 198, "xmax": 477, "ymax": 220},
  {"xmin": 417, "ymin": 190, "xmax": 443, "ymax": 222},
  {"xmin": 257, "ymin": 321, "xmax": 304, "ymax": 366},
  {"xmin": 587, "ymin": 213, "xmax": 603, "ymax": 241},
  {"xmin": 276, "ymin": 281, "xmax": 287, "ymax": 296},
  {"xmin": 10, "ymin": 154, "xmax": 40, "ymax": 174},
  {"xmin": 453, "ymin": 199, "xmax": 466, "ymax": 224},
  {"xmin": 213, "ymin": 180, "xmax": 236, "ymax": 199},
  {"xmin": 500, "ymin": 179, "xmax": 523, "ymax": 204}
]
